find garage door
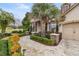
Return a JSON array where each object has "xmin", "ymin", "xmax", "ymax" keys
[
  {"xmin": 62, "ymin": 23, "xmax": 79, "ymax": 40},
  {"xmin": 74, "ymin": 23, "xmax": 79, "ymax": 40}
]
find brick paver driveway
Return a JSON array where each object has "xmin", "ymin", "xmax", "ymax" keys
[{"xmin": 19, "ymin": 35, "xmax": 65, "ymax": 56}]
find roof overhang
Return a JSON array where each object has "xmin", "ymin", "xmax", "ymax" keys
[
  {"xmin": 61, "ymin": 3, "xmax": 79, "ymax": 17},
  {"xmin": 60, "ymin": 19, "xmax": 79, "ymax": 25}
]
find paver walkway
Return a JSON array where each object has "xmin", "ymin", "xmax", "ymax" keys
[{"xmin": 19, "ymin": 36, "xmax": 65, "ymax": 56}]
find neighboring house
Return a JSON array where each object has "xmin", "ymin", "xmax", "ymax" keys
[{"xmin": 59, "ymin": 3, "xmax": 79, "ymax": 55}]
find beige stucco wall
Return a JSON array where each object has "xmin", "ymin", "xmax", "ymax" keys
[
  {"xmin": 59, "ymin": 25, "xmax": 62, "ymax": 33},
  {"xmin": 37, "ymin": 23, "xmax": 41, "ymax": 33},
  {"xmin": 62, "ymin": 5, "xmax": 79, "ymax": 40},
  {"xmin": 62, "ymin": 4, "xmax": 79, "ymax": 55},
  {"xmin": 65, "ymin": 5, "xmax": 79, "ymax": 22}
]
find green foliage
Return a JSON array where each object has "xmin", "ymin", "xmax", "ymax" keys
[
  {"xmin": 8, "ymin": 37, "xmax": 22, "ymax": 56},
  {"xmin": 0, "ymin": 37, "xmax": 22, "ymax": 56},
  {"xmin": 19, "ymin": 32, "xmax": 26, "ymax": 37},
  {"xmin": 11, "ymin": 30, "xmax": 26, "ymax": 37},
  {"xmin": 8, "ymin": 38, "xmax": 13, "ymax": 55},
  {"xmin": 34, "ymin": 33, "xmax": 50, "ymax": 39},
  {"xmin": 0, "ymin": 33, "xmax": 12, "ymax": 39},
  {"xmin": 0, "ymin": 33, "xmax": 3, "ymax": 39},
  {"xmin": 4, "ymin": 33, "xmax": 12, "ymax": 37},
  {"xmin": 30, "ymin": 35, "xmax": 56, "ymax": 46},
  {"xmin": 0, "ymin": 9, "xmax": 15, "ymax": 34},
  {"xmin": 32, "ymin": 4, "xmax": 60, "ymax": 35},
  {"xmin": 0, "ymin": 40, "xmax": 9, "ymax": 56},
  {"xmin": 22, "ymin": 12, "xmax": 31, "ymax": 32},
  {"xmin": 32, "ymin": 3, "xmax": 59, "ymax": 20},
  {"xmin": 45, "ymin": 34, "xmax": 50, "ymax": 39},
  {"xmin": 12, "ymin": 30, "xmax": 23, "ymax": 33}
]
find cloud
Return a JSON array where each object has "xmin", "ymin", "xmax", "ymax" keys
[
  {"xmin": 2, "ymin": 3, "xmax": 33, "ymax": 20},
  {"xmin": 15, "ymin": 3, "xmax": 32, "ymax": 12},
  {"xmin": 0, "ymin": 3, "xmax": 33, "ymax": 21},
  {"xmin": 17, "ymin": 4, "xmax": 29, "ymax": 9}
]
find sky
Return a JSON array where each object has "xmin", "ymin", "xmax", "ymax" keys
[{"xmin": 0, "ymin": 3, "xmax": 62, "ymax": 22}]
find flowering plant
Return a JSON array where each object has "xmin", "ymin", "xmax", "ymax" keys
[
  {"xmin": 11, "ymin": 34, "xmax": 20, "ymax": 43},
  {"xmin": 9, "ymin": 34, "xmax": 22, "ymax": 56}
]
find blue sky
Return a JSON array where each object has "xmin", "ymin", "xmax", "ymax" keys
[{"xmin": 0, "ymin": 3, "xmax": 62, "ymax": 22}]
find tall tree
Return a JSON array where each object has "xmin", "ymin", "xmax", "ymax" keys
[
  {"xmin": 22, "ymin": 12, "xmax": 31, "ymax": 32},
  {"xmin": 32, "ymin": 3, "xmax": 60, "ymax": 34},
  {"xmin": 0, "ymin": 9, "xmax": 15, "ymax": 34}
]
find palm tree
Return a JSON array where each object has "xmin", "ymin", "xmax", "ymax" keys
[
  {"xmin": 0, "ymin": 9, "xmax": 15, "ymax": 34},
  {"xmin": 32, "ymin": 3, "xmax": 59, "ymax": 35}
]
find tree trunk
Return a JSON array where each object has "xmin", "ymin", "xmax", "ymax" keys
[
  {"xmin": 45, "ymin": 22, "xmax": 47, "ymax": 34},
  {"xmin": 56, "ymin": 20, "xmax": 59, "ymax": 34}
]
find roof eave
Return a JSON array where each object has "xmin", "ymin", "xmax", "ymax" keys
[{"xmin": 61, "ymin": 3, "xmax": 79, "ymax": 17}]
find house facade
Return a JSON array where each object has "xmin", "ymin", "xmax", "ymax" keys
[
  {"xmin": 60, "ymin": 3, "xmax": 79, "ymax": 55},
  {"xmin": 30, "ymin": 18, "xmax": 41, "ymax": 33},
  {"xmin": 30, "ymin": 17, "xmax": 56, "ymax": 35}
]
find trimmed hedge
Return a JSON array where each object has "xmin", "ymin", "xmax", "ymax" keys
[
  {"xmin": 12, "ymin": 30, "xmax": 23, "ymax": 33},
  {"xmin": 0, "ymin": 33, "xmax": 12, "ymax": 39},
  {"xmin": 8, "ymin": 38, "xmax": 13, "ymax": 55},
  {"xmin": 19, "ymin": 33, "xmax": 26, "ymax": 37},
  {"xmin": 33, "ymin": 33, "xmax": 50, "ymax": 39},
  {"xmin": 0, "ymin": 37, "xmax": 22, "ymax": 56},
  {"xmin": 12, "ymin": 30, "xmax": 27, "ymax": 37},
  {"xmin": 4, "ymin": 33, "xmax": 12, "ymax": 36},
  {"xmin": 30, "ymin": 35, "xmax": 56, "ymax": 46},
  {"xmin": 0, "ymin": 40, "xmax": 9, "ymax": 56}
]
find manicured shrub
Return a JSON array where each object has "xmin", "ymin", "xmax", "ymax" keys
[
  {"xmin": 0, "ymin": 33, "xmax": 12, "ymax": 39},
  {"xmin": 0, "ymin": 33, "xmax": 3, "ymax": 39},
  {"xmin": 12, "ymin": 30, "xmax": 23, "ymax": 34},
  {"xmin": 0, "ymin": 35, "xmax": 22, "ymax": 56},
  {"xmin": 33, "ymin": 33, "xmax": 50, "ymax": 39},
  {"xmin": 8, "ymin": 38, "xmax": 13, "ymax": 55},
  {"xmin": 30, "ymin": 35, "xmax": 56, "ymax": 46},
  {"xmin": 0, "ymin": 40, "xmax": 9, "ymax": 56},
  {"xmin": 12, "ymin": 30, "xmax": 26, "ymax": 37},
  {"xmin": 4, "ymin": 33, "xmax": 12, "ymax": 36},
  {"xmin": 34, "ymin": 33, "xmax": 41, "ymax": 37},
  {"xmin": 45, "ymin": 34, "xmax": 50, "ymax": 39},
  {"xmin": 19, "ymin": 33, "xmax": 26, "ymax": 37}
]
